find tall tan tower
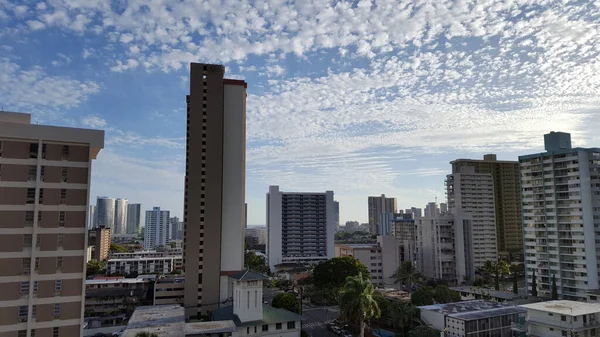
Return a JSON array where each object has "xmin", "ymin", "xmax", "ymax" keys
[
  {"xmin": 183, "ymin": 63, "xmax": 246, "ymax": 319},
  {"xmin": 451, "ymin": 154, "xmax": 523, "ymax": 261},
  {"xmin": 367, "ymin": 194, "xmax": 397, "ymax": 235},
  {"xmin": 0, "ymin": 111, "xmax": 104, "ymax": 337}
]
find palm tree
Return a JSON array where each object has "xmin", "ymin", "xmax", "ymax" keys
[
  {"xmin": 135, "ymin": 332, "xmax": 158, "ymax": 337},
  {"xmin": 389, "ymin": 300, "xmax": 417, "ymax": 336},
  {"xmin": 479, "ymin": 259, "xmax": 510, "ymax": 290},
  {"xmin": 393, "ymin": 261, "xmax": 421, "ymax": 291},
  {"xmin": 339, "ymin": 273, "xmax": 381, "ymax": 337}
]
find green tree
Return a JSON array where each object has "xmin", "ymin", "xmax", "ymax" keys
[
  {"xmin": 313, "ymin": 257, "xmax": 370, "ymax": 290},
  {"xmin": 393, "ymin": 261, "xmax": 421, "ymax": 291},
  {"xmin": 110, "ymin": 243, "xmax": 127, "ymax": 253},
  {"xmin": 339, "ymin": 273, "xmax": 381, "ymax": 337},
  {"xmin": 513, "ymin": 272, "xmax": 518, "ymax": 294},
  {"xmin": 300, "ymin": 330, "xmax": 310, "ymax": 337},
  {"xmin": 86, "ymin": 260, "xmax": 105, "ymax": 277},
  {"xmin": 480, "ymin": 260, "xmax": 510, "ymax": 290},
  {"xmin": 389, "ymin": 300, "xmax": 417, "ymax": 335},
  {"xmin": 531, "ymin": 269, "xmax": 538, "ymax": 297},
  {"xmin": 551, "ymin": 274, "xmax": 558, "ymax": 300},
  {"xmin": 244, "ymin": 251, "xmax": 270, "ymax": 274},
  {"xmin": 407, "ymin": 326, "xmax": 441, "ymax": 337},
  {"xmin": 432, "ymin": 285, "xmax": 461, "ymax": 304},
  {"xmin": 135, "ymin": 333, "xmax": 158, "ymax": 337},
  {"xmin": 410, "ymin": 287, "xmax": 434, "ymax": 306},
  {"xmin": 272, "ymin": 293, "xmax": 300, "ymax": 314}
]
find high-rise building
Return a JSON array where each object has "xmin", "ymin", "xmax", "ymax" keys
[
  {"xmin": 446, "ymin": 167, "xmax": 497, "ymax": 282},
  {"xmin": 451, "ymin": 154, "xmax": 523, "ymax": 261},
  {"xmin": 88, "ymin": 226, "xmax": 111, "ymax": 261},
  {"xmin": 245, "ymin": 203, "xmax": 248, "ymax": 228},
  {"xmin": 368, "ymin": 194, "xmax": 397, "ymax": 234},
  {"xmin": 89, "ymin": 205, "xmax": 96, "ymax": 229},
  {"xmin": 333, "ymin": 200, "xmax": 340, "ymax": 226},
  {"xmin": 244, "ymin": 227, "xmax": 267, "ymax": 245},
  {"xmin": 170, "ymin": 216, "xmax": 183, "ymax": 241},
  {"xmin": 0, "ymin": 111, "xmax": 104, "ymax": 337},
  {"xmin": 126, "ymin": 203, "xmax": 141, "ymax": 234},
  {"xmin": 520, "ymin": 132, "xmax": 600, "ymax": 301},
  {"xmin": 416, "ymin": 204, "xmax": 456, "ymax": 282},
  {"xmin": 144, "ymin": 207, "xmax": 171, "ymax": 250},
  {"xmin": 183, "ymin": 63, "xmax": 246, "ymax": 318},
  {"xmin": 96, "ymin": 196, "xmax": 116, "ymax": 230},
  {"xmin": 345, "ymin": 221, "xmax": 360, "ymax": 233},
  {"xmin": 392, "ymin": 213, "xmax": 417, "ymax": 263},
  {"xmin": 266, "ymin": 185, "xmax": 335, "ymax": 271},
  {"xmin": 114, "ymin": 198, "xmax": 128, "ymax": 235}
]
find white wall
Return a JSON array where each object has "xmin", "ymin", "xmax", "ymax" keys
[
  {"xmin": 419, "ymin": 309, "xmax": 446, "ymax": 331},
  {"xmin": 231, "ymin": 321, "xmax": 301, "ymax": 337},
  {"xmin": 378, "ymin": 236, "xmax": 400, "ymax": 286},
  {"xmin": 326, "ymin": 191, "xmax": 335, "ymax": 259},
  {"xmin": 267, "ymin": 186, "xmax": 283, "ymax": 272}
]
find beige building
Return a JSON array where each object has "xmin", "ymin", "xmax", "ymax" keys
[
  {"xmin": 367, "ymin": 194, "xmax": 397, "ymax": 235},
  {"xmin": 153, "ymin": 277, "xmax": 184, "ymax": 305},
  {"xmin": 184, "ymin": 63, "xmax": 247, "ymax": 318},
  {"xmin": 451, "ymin": 154, "xmax": 523, "ymax": 261},
  {"xmin": 519, "ymin": 301, "xmax": 600, "ymax": 337},
  {"xmin": 335, "ymin": 236, "xmax": 400, "ymax": 287},
  {"xmin": 0, "ymin": 111, "xmax": 104, "ymax": 337},
  {"xmin": 87, "ymin": 226, "xmax": 111, "ymax": 261}
]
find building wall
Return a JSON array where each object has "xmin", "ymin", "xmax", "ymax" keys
[
  {"xmin": 377, "ymin": 236, "xmax": 400, "ymax": 286},
  {"xmin": 232, "ymin": 321, "xmax": 301, "ymax": 337},
  {"xmin": 114, "ymin": 198, "xmax": 128, "ymax": 235},
  {"xmin": 106, "ymin": 257, "xmax": 179, "ymax": 275},
  {"xmin": 126, "ymin": 203, "xmax": 141, "ymax": 235},
  {"xmin": 144, "ymin": 207, "xmax": 170, "ymax": 250},
  {"xmin": 96, "ymin": 197, "xmax": 115, "ymax": 230},
  {"xmin": 154, "ymin": 278, "xmax": 184, "ymax": 305},
  {"xmin": 417, "ymin": 212, "xmax": 455, "ymax": 282},
  {"xmin": 367, "ymin": 195, "xmax": 397, "ymax": 235},
  {"xmin": 0, "ymin": 113, "xmax": 103, "ymax": 337},
  {"xmin": 335, "ymin": 244, "xmax": 384, "ymax": 286},
  {"xmin": 88, "ymin": 227, "xmax": 111, "ymax": 261}
]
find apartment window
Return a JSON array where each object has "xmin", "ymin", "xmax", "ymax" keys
[
  {"xmin": 38, "ymin": 211, "xmax": 42, "ymax": 224},
  {"xmin": 38, "ymin": 188, "xmax": 44, "ymax": 203},
  {"xmin": 25, "ymin": 211, "xmax": 34, "ymax": 225},
  {"xmin": 35, "ymin": 258, "xmax": 39, "ymax": 270},
  {"xmin": 29, "ymin": 143, "xmax": 38, "ymax": 158},
  {"xmin": 61, "ymin": 167, "xmax": 68, "ymax": 182},
  {"xmin": 246, "ymin": 327, "xmax": 249, "ymax": 334},
  {"xmin": 57, "ymin": 234, "xmax": 64, "ymax": 247},
  {"xmin": 60, "ymin": 189, "xmax": 66, "ymax": 204},
  {"xmin": 561, "ymin": 315, "xmax": 567, "ymax": 321},
  {"xmin": 56, "ymin": 257, "xmax": 63, "ymax": 268},
  {"xmin": 26, "ymin": 188, "xmax": 35, "ymax": 204},
  {"xmin": 28, "ymin": 165, "xmax": 37, "ymax": 181},
  {"xmin": 31, "ymin": 331, "xmax": 36, "ymax": 337},
  {"xmin": 287, "ymin": 321, "xmax": 296, "ymax": 329},
  {"xmin": 23, "ymin": 234, "xmax": 32, "ymax": 247},
  {"xmin": 40, "ymin": 166, "xmax": 45, "ymax": 181},
  {"xmin": 36, "ymin": 235, "xmax": 40, "ymax": 248},
  {"xmin": 33, "ymin": 281, "xmax": 38, "ymax": 292},
  {"xmin": 59, "ymin": 211, "xmax": 66, "ymax": 227},
  {"xmin": 53, "ymin": 327, "xmax": 59, "ymax": 337},
  {"xmin": 62, "ymin": 145, "xmax": 69, "ymax": 160},
  {"xmin": 20, "ymin": 282, "xmax": 29, "ymax": 294},
  {"xmin": 262, "ymin": 325, "xmax": 269, "ymax": 331},
  {"xmin": 22, "ymin": 258, "xmax": 31, "ymax": 269},
  {"xmin": 276, "ymin": 323, "xmax": 282, "ymax": 330},
  {"xmin": 55, "ymin": 280, "xmax": 62, "ymax": 291},
  {"xmin": 18, "ymin": 331, "xmax": 26, "ymax": 337},
  {"xmin": 19, "ymin": 306, "xmax": 28, "ymax": 321},
  {"xmin": 32, "ymin": 305, "xmax": 36, "ymax": 318},
  {"xmin": 53, "ymin": 303, "xmax": 60, "ymax": 318}
]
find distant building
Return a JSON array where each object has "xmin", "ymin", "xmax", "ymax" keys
[
  {"xmin": 85, "ymin": 276, "xmax": 154, "ymax": 321},
  {"xmin": 96, "ymin": 196, "xmax": 116, "ymax": 229},
  {"xmin": 89, "ymin": 205, "xmax": 96, "ymax": 229},
  {"xmin": 144, "ymin": 207, "xmax": 170, "ymax": 250},
  {"xmin": 88, "ymin": 226, "xmax": 112, "ymax": 261},
  {"xmin": 367, "ymin": 194, "xmax": 397, "ymax": 235},
  {"xmin": 170, "ymin": 216, "xmax": 183, "ymax": 241},
  {"xmin": 451, "ymin": 154, "xmax": 522, "ymax": 261},
  {"xmin": 391, "ymin": 213, "xmax": 417, "ymax": 264},
  {"xmin": 345, "ymin": 221, "xmax": 360, "ymax": 233},
  {"xmin": 154, "ymin": 277, "xmax": 185, "ymax": 305},
  {"xmin": 245, "ymin": 226, "xmax": 267, "ymax": 245},
  {"xmin": 114, "ymin": 198, "xmax": 128, "ymax": 235},
  {"xmin": 266, "ymin": 185, "xmax": 335, "ymax": 271},
  {"xmin": 446, "ymin": 166, "xmax": 497, "ymax": 282},
  {"xmin": 126, "ymin": 203, "xmax": 142, "ymax": 234},
  {"xmin": 333, "ymin": 200, "xmax": 340, "ymax": 226},
  {"xmin": 106, "ymin": 256, "xmax": 182, "ymax": 276},
  {"xmin": 518, "ymin": 300, "xmax": 600, "ymax": 337},
  {"xmin": 416, "ymin": 208, "xmax": 455, "ymax": 282},
  {"xmin": 420, "ymin": 300, "xmax": 526, "ymax": 337},
  {"xmin": 335, "ymin": 236, "xmax": 400, "ymax": 287}
]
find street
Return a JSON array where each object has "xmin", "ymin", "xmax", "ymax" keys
[{"xmin": 301, "ymin": 306, "xmax": 341, "ymax": 337}]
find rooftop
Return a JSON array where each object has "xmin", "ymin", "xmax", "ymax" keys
[
  {"xmin": 419, "ymin": 300, "xmax": 511, "ymax": 315},
  {"xmin": 86, "ymin": 278, "xmax": 148, "ymax": 285},
  {"xmin": 229, "ymin": 270, "xmax": 268, "ymax": 281},
  {"xmin": 451, "ymin": 286, "xmax": 522, "ymax": 300},
  {"xmin": 447, "ymin": 306, "xmax": 526, "ymax": 321},
  {"xmin": 213, "ymin": 305, "xmax": 303, "ymax": 327},
  {"xmin": 335, "ymin": 243, "xmax": 379, "ymax": 249},
  {"xmin": 108, "ymin": 256, "xmax": 181, "ymax": 262},
  {"xmin": 520, "ymin": 300, "xmax": 600, "ymax": 316}
]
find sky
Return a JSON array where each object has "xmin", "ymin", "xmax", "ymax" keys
[{"xmin": 1, "ymin": 0, "xmax": 600, "ymax": 226}]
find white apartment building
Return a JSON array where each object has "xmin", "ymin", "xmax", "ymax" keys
[
  {"xmin": 520, "ymin": 132, "xmax": 600, "ymax": 301},
  {"xmin": 416, "ymin": 209, "xmax": 456, "ymax": 282},
  {"xmin": 334, "ymin": 236, "xmax": 400, "ymax": 287},
  {"xmin": 106, "ymin": 256, "xmax": 182, "ymax": 275},
  {"xmin": 144, "ymin": 207, "xmax": 170, "ymax": 250},
  {"xmin": 519, "ymin": 300, "xmax": 600, "ymax": 337},
  {"xmin": 391, "ymin": 213, "xmax": 417, "ymax": 263},
  {"xmin": 446, "ymin": 166, "xmax": 497, "ymax": 282},
  {"xmin": 245, "ymin": 226, "xmax": 267, "ymax": 245},
  {"xmin": 126, "ymin": 203, "xmax": 141, "ymax": 234},
  {"xmin": 266, "ymin": 186, "xmax": 335, "ymax": 271},
  {"xmin": 110, "ymin": 250, "xmax": 182, "ymax": 259},
  {"xmin": 114, "ymin": 198, "xmax": 128, "ymax": 235}
]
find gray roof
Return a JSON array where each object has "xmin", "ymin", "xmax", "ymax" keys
[
  {"xmin": 213, "ymin": 305, "xmax": 304, "ymax": 328},
  {"xmin": 419, "ymin": 300, "xmax": 509, "ymax": 315},
  {"xmin": 229, "ymin": 270, "xmax": 268, "ymax": 281},
  {"xmin": 447, "ymin": 306, "xmax": 526, "ymax": 321}
]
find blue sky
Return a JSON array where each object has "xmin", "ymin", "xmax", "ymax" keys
[{"xmin": 1, "ymin": 0, "xmax": 600, "ymax": 225}]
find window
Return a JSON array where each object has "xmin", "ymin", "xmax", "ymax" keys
[
  {"xmin": 35, "ymin": 258, "xmax": 39, "ymax": 270},
  {"xmin": 23, "ymin": 234, "xmax": 32, "ymax": 247},
  {"xmin": 32, "ymin": 305, "xmax": 36, "ymax": 318},
  {"xmin": 19, "ymin": 305, "xmax": 28, "ymax": 319},
  {"xmin": 28, "ymin": 166, "xmax": 37, "ymax": 181},
  {"xmin": 61, "ymin": 167, "xmax": 68, "ymax": 182},
  {"xmin": 56, "ymin": 257, "xmax": 63, "ymax": 268},
  {"xmin": 20, "ymin": 282, "xmax": 29, "ymax": 294},
  {"xmin": 262, "ymin": 325, "xmax": 269, "ymax": 331},
  {"xmin": 29, "ymin": 143, "xmax": 38, "ymax": 158},
  {"xmin": 33, "ymin": 281, "xmax": 38, "ymax": 293},
  {"xmin": 36, "ymin": 235, "xmax": 40, "ymax": 248},
  {"xmin": 53, "ymin": 327, "xmax": 59, "ymax": 337},
  {"xmin": 40, "ymin": 166, "xmax": 45, "ymax": 181},
  {"xmin": 38, "ymin": 211, "xmax": 42, "ymax": 224},
  {"xmin": 287, "ymin": 321, "xmax": 296, "ymax": 329},
  {"xmin": 22, "ymin": 258, "xmax": 31, "ymax": 269},
  {"xmin": 561, "ymin": 315, "xmax": 567, "ymax": 321},
  {"xmin": 57, "ymin": 234, "xmax": 64, "ymax": 246},
  {"xmin": 55, "ymin": 280, "xmax": 62, "ymax": 291},
  {"xmin": 53, "ymin": 303, "xmax": 60, "ymax": 317},
  {"xmin": 254, "ymin": 326, "xmax": 257, "ymax": 333},
  {"xmin": 59, "ymin": 211, "xmax": 66, "ymax": 227},
  {"xmin": 26, "ymin": 188, "xmax": 35, "ymax": 204},
  {"xmin": 60, "ymin": 189, "xmax": 66, "ymax": 204},
  {"xmin": 62, "ymin": 145, "xmax": 69, "ymax": 160},
  {"xmin": 18, "ymin": 331, "xmax": 26, "ymax": 337},
  {"xmin": 276, "ymin": 323, "xmax": 282, "ymax": 330},
  {"xmin": 25, "ymin": 211, "xmax": 34, "ymax": 225},
  {"xmin": 246, "ymin": 327, "xmax": 249, "ymax": 334},
  {"xmin": 31, "ymin": 330, "xmax": 35, "ymax": 337},
  {"xmin": 38, "ymin": 188, "xmax": 43, "ymax": 203}
]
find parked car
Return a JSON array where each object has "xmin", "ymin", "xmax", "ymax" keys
[{"xmin": 112, "ymin": 329, "xmax": 124, "ymax": 336}]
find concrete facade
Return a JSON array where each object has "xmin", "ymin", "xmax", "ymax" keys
[
  {"xmin": 367, "ymin": 194, "xmax": 397, "ymax": 235},
  {"xmin": 95, "ymin": 197, "xmax": 115, "ymax": 230},
  {"xmin": 335, "ymin": 236, "xmax": 400, "ymax": 287},
  {"xmin": 519, "ymin": 300, "xmax": 600, "ymax": 337},
  {"xmin": 266, "ymin": 186, "xmax": 335, "ymax": 271},
  {"xmin": 114, "ymin": 198, "xmax": 128, "ymax": 235},
  {"xmin": 183, "ymin": 63, "xmax": 246, "ymax": 318},
  {"xmin": 106, "ymin": 256, "xmax": 182, "ymax": 275},
  {"xmin": 520, "ymin": 132, "xmax": 600, "ymax": 301},
  {"xmin": 0, "ymin": 111, "xmax": 104, "ymax": 337},
  {"xmin": 416, "ymin": 208, "xmax": 456, "ymax": 282},
  {"xmin": 126, "ymin": 203, "xmax": 141, "ymax": 235},
  {"xmin": 143, "ymin": 207, "xmax": 170, "ymax": 250},
  {"xmin": 87, "ymin": 226, "xmax": 111, "ymax": 261}
]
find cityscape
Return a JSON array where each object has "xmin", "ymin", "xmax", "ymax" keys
[{"xmin": 1, "ymin": 1, "xmax": 600, "ymax": 337}]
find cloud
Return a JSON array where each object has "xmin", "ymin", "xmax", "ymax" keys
[
  {"xmin": 27, "ymin": 20, "xmax": 45, "ymax": 30},
  {"xmin": 81, "ymin": 115, "xmax": 107, "ymax": 128}
]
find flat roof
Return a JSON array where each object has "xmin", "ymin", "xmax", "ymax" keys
[
  {"xmin": 335, "ymin": 243, "xmax": 379, "ymax": 249},
  {"xmin": 420, "ymin": 300, "xmax": 510, "ymax": 315},
  {"xmin": 451, "ymin": 286, "xmax": 521, "ymax": 300},
  {"xmin": 86, "ymin": 278, "xmax": 147, "ymax": 285},
  {"xmin": 0, "ymin": 111, "xmax": 104, "ymax": 159},
  {"xmin": 108, "ymin": 256, "xmax": 181, "ymax": 262},
  {"xmin": 519, "ymin": 300, "xmax": 600, "ymax": 316},
  {"xmin": 448, "ymin": 306, "xmax": 526, "ymax": 321},
  {"xmin": 184, "ymin": 321, "xmax": 237, "ymax": 334}
]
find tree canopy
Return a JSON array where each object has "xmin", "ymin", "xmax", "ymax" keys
[
  {"xmin": 272, "ymin": 293, "xmax": 300, "ymax": 314},
  {"xmin": 110, "ymin": 243, "xmax": 128, "ymax": 253},
  {"xmin": 312, "ymin": 256, "xmax": 370, "ymax": 290},
  {"xmin": 432, "ymin": 285, "xmax": 461, "ymax": 304},
  {"xmin": 86, "ymin": 260, "xmax": 105, "ymax": 277},
  {"xmin": 244, "ymin": 251, "xmax": 269, "ymax": 274},
  {"xmin": 339, "ymin": 273, "xmax": 380, "ymax": 337},
  {"xmin": 407, "ymin": 326, "xmax": 442, "ymax": 337},
  {"xmin": 393, "ymin": 261, "xmax": 422, "ymax": 291},
  {"xmin": 410, "ymin": 287, "xmax": 434, "ymax": 306}
]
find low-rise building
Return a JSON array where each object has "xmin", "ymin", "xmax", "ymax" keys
[
  {"xmin": 519, "ymin": 300, "xmax": 600, "ymax": 337},
  {"xmin": 154, "ymin": 277, "xmax": 184, "ymax": 305},
  {"xmin": 334, "ymin": 236, "xmax": 400, "ymax": 287},
  {"xmin": 420, "ymin": 300, "xmax": 526, "ymax": 337},
  {"xmin": 451, "ymin": 286, "xmax": 525, "ymax": 303},
  {"xmin": 106, "ymin": 256, "xmax": 182, "ymax": 276}
]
